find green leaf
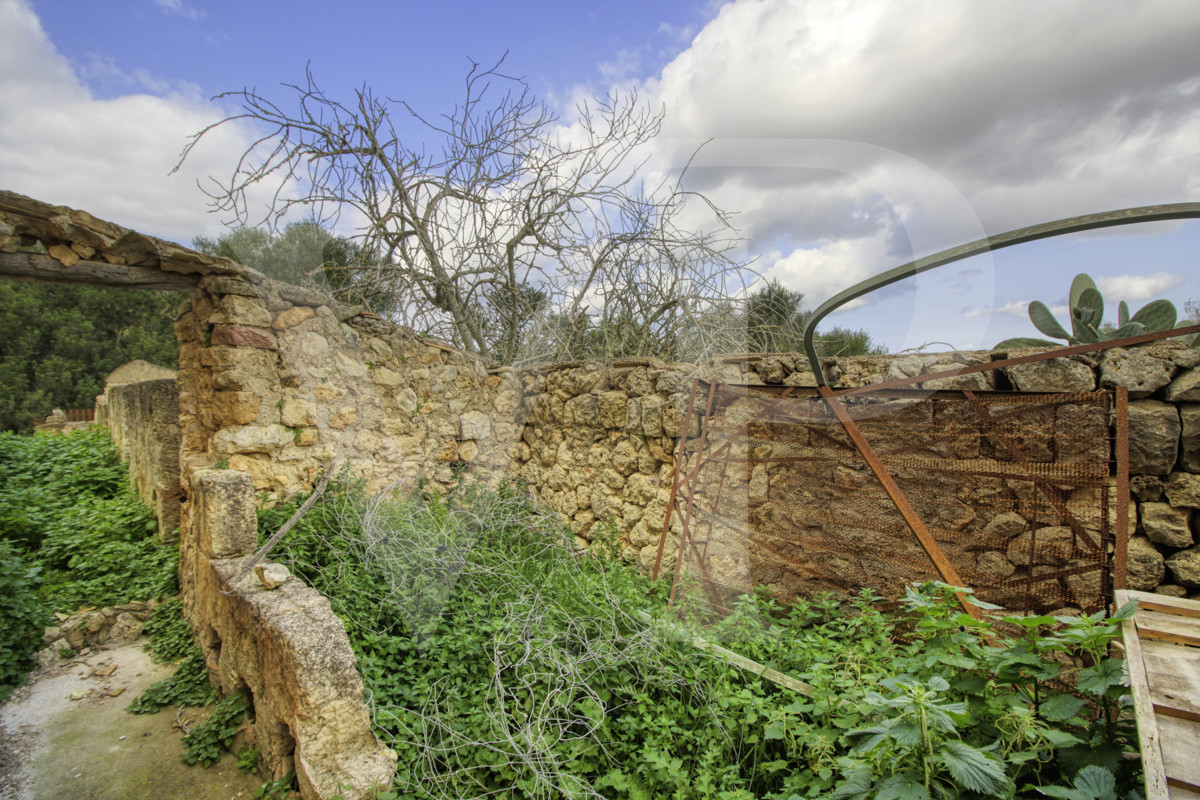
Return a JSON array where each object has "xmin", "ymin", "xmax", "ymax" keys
[
  {"xmin": 1029, "ymin": 301, "xmax": 1071, "ymax": 340},
  {"xmin": 1072, "ymin": 765, "xmax": 1118, "ymax": 800},
  {"xmin": 1077, "ymin": 658, "xmax": 1125, "ymax": 696},
  {"xmin": 935, "ymin": 740, "xmax": 1008, "ymax": 796},
  {"xmin": 1040, "ymin": 692, "xmax": 1087, "ymax": 722},
  {"xmin": 876, "ymin": 773, "xmax": 931, "ymax": 800}
]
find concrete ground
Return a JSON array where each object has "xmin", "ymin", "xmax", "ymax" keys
[{"xmin": 0, "ymin": 639, "xmax": 265, "ymax": 800}]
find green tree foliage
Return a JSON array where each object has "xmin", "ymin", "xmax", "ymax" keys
[
  {"xmin": 745, "ymin": 279, "xmax": 883, "ymax": 356},
  {"xmin": 0, "ymin": 282, "xmax": 181, "ymax": 433}
]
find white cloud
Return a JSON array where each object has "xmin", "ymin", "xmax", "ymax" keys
[
  {"xmin": 153, "ymin": 0, "xmax": 205, "ymax": 22},
  {"xmin": 1095, "ymin": 272, "xmax": 1186, "ymax": 302},
  {"xmin": 627, "ymin": 0, "xmax": 1200, "ymax": 332},
  {"xmin": 963, "ymin": 300, "xmax": 1031, "ymax": 320},
  {"xmin": 0, "ymin": 0, "xmax": 264, "ymax": 243}
]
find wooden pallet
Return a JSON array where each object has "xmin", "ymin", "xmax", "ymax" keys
[{"xmin": 1116, "ymin": 590, "xmax": 1200, "ymax": 799}]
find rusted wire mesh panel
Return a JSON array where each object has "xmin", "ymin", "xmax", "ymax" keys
[{"xmin": 663, "ymin": 383, "xmax": 1118, "ymax": 618}]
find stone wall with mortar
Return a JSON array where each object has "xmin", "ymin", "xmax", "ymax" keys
[
  {"xmin": 102, "ymin": 378, "xmax": 182, "ymax": 540},
  {"xmin": 173, "ymin": 275, "xmax": 518, "ymax": 502}
]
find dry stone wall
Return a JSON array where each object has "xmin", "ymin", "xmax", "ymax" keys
[
  {"xmin": 102, "ymin": 377, "xmax": 182, "ymax": 540},
  {"xmin": 516, "ymin": 344, "xmax": 1200, "ymax": 603}
]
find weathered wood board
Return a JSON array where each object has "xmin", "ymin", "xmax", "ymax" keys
[{"xmin": 1117, "ymin": 590, "xmax": 1200, "ymax": 799}]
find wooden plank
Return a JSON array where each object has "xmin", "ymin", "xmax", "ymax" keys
[
  {"xmin": 1141, "ymin": 638, "xmax": 1200, "ymax": 717},
  {"xmin": 1158, "ymin": 714, "xmax": 1200, "ymax": 796},
  {"xmin": 1116, "ymin": 590, "xmax": 1171, "ymax": 800},
  {"xmin": 1132, "ymin": 594, "xmax": 1200, "ymax": 620}
]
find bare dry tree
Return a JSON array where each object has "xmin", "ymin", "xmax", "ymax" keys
[{"xmin": 178, "ymin": 56, "xmax": 750, "ymax": 364}]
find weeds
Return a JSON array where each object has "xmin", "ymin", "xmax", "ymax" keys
[{"xmin": 265, "ymin": 481, "xmax": 1143, "ymax": 800}]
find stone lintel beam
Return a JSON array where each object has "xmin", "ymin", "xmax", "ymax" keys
[{"xmin": 0, "ymin": 250, "xmax": 199, "ymax": 291}]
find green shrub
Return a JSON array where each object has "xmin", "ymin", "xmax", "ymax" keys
[{"xmin": 0, "ymin": 539, "xmax": 45, "ymax": 701}]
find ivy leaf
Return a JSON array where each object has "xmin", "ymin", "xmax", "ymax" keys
[
  {"xmin": 935, "ymin": 740, "xmax": 1009, "ymax": 796},
  {"xmin": 1040, "ymin": 692, "xmax": 1087, "ymax": 722}
]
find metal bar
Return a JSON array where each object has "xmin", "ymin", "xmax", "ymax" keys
[
  {"xmin": 1114, "ymin": 387, "xmax": 1130, "ymax": 592},
  {"xmin": 654, "ymin": 379, "xmax": 699, "ymax": 581},
  {"xmin": 817, "ymin": 385, "xmax": 982, "ymax": 619},
  {"xmin": 834, "ymin": 322, "xmax": 1200, "ymax": 396},
  {"xmin": 801, "ymin": 203, "xmax": 1200, "ymax": 386},
  {"xmin": 669, "ymin": 381, "xmax": 719, "ymax": 607}
]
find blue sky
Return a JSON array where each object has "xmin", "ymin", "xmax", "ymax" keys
[{"xmin": 2, "ymin": 0, "xmax": 1198, "ymax": 353}]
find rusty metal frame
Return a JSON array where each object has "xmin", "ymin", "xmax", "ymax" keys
[{"xmin": 658, "ymin": 333, "xmax": 1136, "ymax": 614}]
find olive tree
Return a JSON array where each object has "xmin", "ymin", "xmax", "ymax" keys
[{"xmin": 178, "ymin": 57, "xmax": 749, "ymax": 364}]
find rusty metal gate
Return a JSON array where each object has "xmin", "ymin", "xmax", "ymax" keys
[{"xmin": 654, "ymin": 380, "xmax": 1129, "ymax": 619}]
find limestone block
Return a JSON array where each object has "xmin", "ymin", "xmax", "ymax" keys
[
  {"xmin": 1065, "ymin": 569, "xmax": 1103, "ymax": 608},
  {"xmin": 1165, "ymin": 368, "xmax": 1200, "ymax": 402},
  {"xmin": 295, "ymin": 427, "xmax": 319, "ymax": 447},
  {"xmin": 372, "ymin": 366, "xmax": 402, "ymax": 387},
  {"xmin": 279, "ymin": 398, "xmax": 316, "ymax": 428},
  {"xmin": 1007, "ymin": 358, "xmax": 1096, "ymax": 393},
  {"xmin": 624, "ymin": 473, "xmax": 658, "ymax": 505},
  {"xmin": 973, "ymin": 512, "xmax": 1028, "ymax": 550},
  {"xmin": 1006, "ymin": 526, "xmax": 1074, "ymax": 566},
  {"xmin": 611, "ymin": 439, "xmax": 639, "ymax": 476},
  {"xmin": 210, "ymin": 391, "xmax": 262, "ymax": 426},
  {"xmin": 566, "ymin": 394, "xmax": 600, "ymax": 428},
  {"xmin": 640, "ymin": 395, "xmax": 664, "ymax": 438},
  {"xmin": 458, "ymin": 440, "xmax": 479, "ymax": 462},
  {"xmin": 1054, "ymin": 403, "xmax": 1109, "ymax": 463},
  {"xmin": 624, "ymin": 398, "xmax": 641, "ymax": 434},
  {"xmin": 1140, "ymin": 502, "xmax": 1194, "ymax": 548},
  {"xmin": 1182, "ymin": 405, "xmax": 1200, "ymax": 472},
  {"xmin": 210, "ymin": 294, "xmax": 274, "ymax": 328},
  {"xmin": 1156, "ymin": 584, "xmax": 1189, "ymax": 597},
  {"xmin": 598, "ymin": 391, "xmax": 628, "ymax": 429},
  {"xmin": 214, "ymin": 424, "xmax": 294, "ymax": 455},
  {"xmin": 461, "ymin": 410, "xmax": 492, "ymax": 440},
  {"xmin": 1100, "ymin": 347, "xmax": 1176, "ymax": 397},
  {"xmin": 974, "ymin": 551, "xmax": 1016, "ymax": 582},
  {"xmin": 1126, "ymin": 535, "xmax": 1165, "ymax": 591},
  {"xmin": 273, "ymin": 305, "xmax": 316, "ymax": 330},
  {"xmin": 1163, "ymin": 472, "xmax": 1200, "ymax": 508},
  {"xmin": 748, "ymin": 463, "xmax": 768, "ymax": 505},
  {"xmin": 212, "ymin": 325, "xmax": 278, "ymax": 350},
  {"xmin": 1130, "ymin": 475, "xmax": 1164, "ymax": 501},
  {"xmin": 1127, "ymin": 400, "xmax": 1180, "ymax": 476},
  {"xmin": 193, "ymin": 469, "xmax": 257, "ymax": 557},
  {"xmin": 335, "ymin": 352, "xmax": 368, "ymax": 378},
  {"xmin": 1166, "ymin": 546, "xmax": 1200, "ymax": 588},
  {"xmin": 299, "ymin": 332, "xmax": 330, "ymax": 360},
  {"xmin": 560, "ymin": 367, "xmax": 602, "ymax": 395},
  {"xmin": 329, "ymin": 407, "xmax": 357, "ymax": 430}
]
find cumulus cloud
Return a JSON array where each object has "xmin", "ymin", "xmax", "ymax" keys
[
  {"xmin": 1095, "ymin": 272, "xmax": 1186, "ymax": 301},
  {"xmin": 0, "ymin": 0, "xmax": 259, "ymax": 242},
  {"xmin": 634, "ymin": 0, "xmax": 1200, "ymax": 327}
]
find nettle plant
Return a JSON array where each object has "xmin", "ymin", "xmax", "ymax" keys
[{"xmin": 997, "ymin": 272, "xmax": 1197, "ymax": 350}]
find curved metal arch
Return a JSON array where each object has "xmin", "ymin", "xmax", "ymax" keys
[{"xmin": 801, "ymin": 202, "xmax": 1200, "ymax": 386}]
